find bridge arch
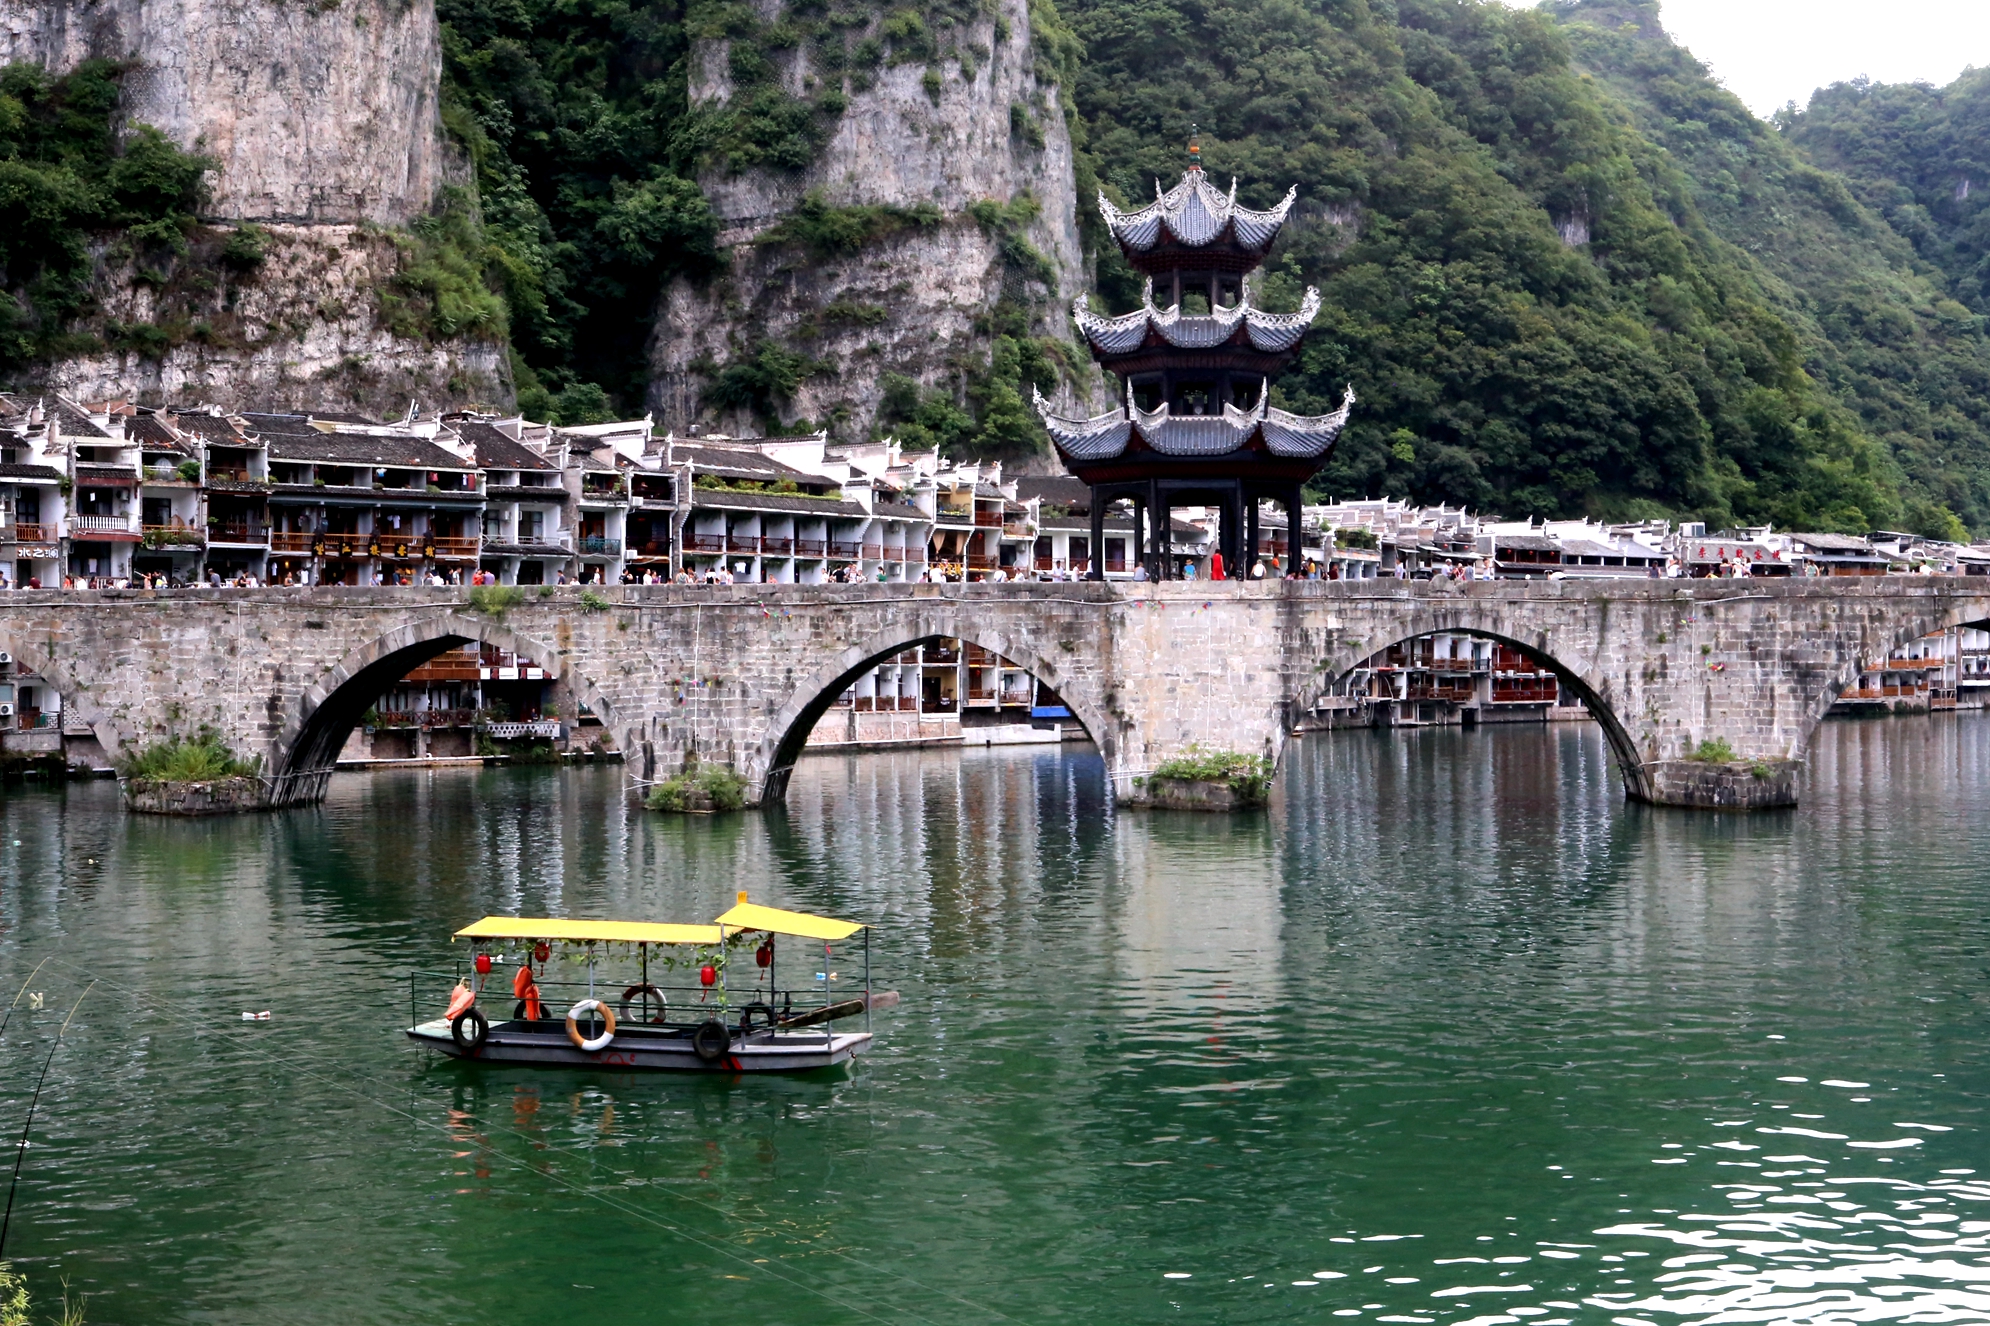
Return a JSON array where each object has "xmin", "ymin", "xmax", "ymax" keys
[
  {"xmin": 754, "ymin": 612, "xmax": 1114, "ymax": 803},
  {"xmin": 277, "ymin": 613, "xmax": 617, "ymax": 793},
  {"xmin": 1792, "ymin": 595, "xmax": 1990, "ymax": 760},
  {"xmin": 1293, "ymin": 625, "xmax": 1653, "ymax": 802}
]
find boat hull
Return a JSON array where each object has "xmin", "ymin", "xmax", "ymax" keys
[{"xmin": 406, "ymin": 1018, "xmax": 870, "ymax": 1072}]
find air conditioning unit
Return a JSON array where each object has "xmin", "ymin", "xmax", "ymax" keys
[
  {"xmin": 0, "ymin": 703, "xmax": 16, "ymax": 717},
  {"xmin": 0, "ymin": 652, "xmax": 13, "ymax": 667}
]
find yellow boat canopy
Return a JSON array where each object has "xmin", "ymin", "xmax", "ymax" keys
[
  {"xmin": 453, "ymin": 917, "xmax": 724, "ymax": 946},
  {"xmin": 715, "ymin": 895, "xmax": 866, "ymax": 941}
]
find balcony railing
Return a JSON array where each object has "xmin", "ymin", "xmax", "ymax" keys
[
  {"xmin": 70, "ymin": 514, "xmax": 134, "ymax": 534},
  {"xmin": 270, "ymin": 532, "xmax": 314, "ymax": 553},
  {"xmin": 208, "ymin": 523, "xmax": 270, "ymax": 546},
  {"xmin": 2, "ymin": 524, "xmax": 52, "ymax": 544},
  {"xmin": 936, "ymin": 505, "xmax": 973, "ymax": 524},
  {"xmin": 966, "ymin": 686, "xmax": 997, "ymax": 701},
  {"xmin": 795, "ymin": 538, "xmax": 826, "ymax": 558},
  {"xmin": 1003, "ymin": 522, "xmax": 1031, "ymax": 537},
  {"xmin": 141, "ymin": 525, "xmax": 205, "ymax": 548},
  {"xmin": 966, "ymin": 553, "xmax": 998, "ymax": 570},
  {"xmin": 828, "ymin": 540, "xmax": 861, "ymax": 560},
  {"xmin": 973, "ymin": 510, "xmax": 1002, "ymax": 527},
  {"xmin": 863, "ymin": 543, "xmax": 883, "ymax": 559},
  {"xmin": 15, "ymin": 712, "xmax": 53, "ymax": 730},
  {"xmin": 516, "ymin": 531, "xmax": 571, "ymax": 550},
  {"xmin": 760, "ymin": 536, "xmax": 793, "ymax": 556},
  {"xmin": 143, "ymin": 465, "xmax": 198, "ymax": 483},
  {"xmin": 577, "ymin": 536, "xmax": 621, "ymax": 557},
  {"xmin": 684, "ymin": 532, "xmax": 726, "ymax": 553},
  {"xmin": 429, "ymin": 536, "xmax": 481, "ymax": 560},
  {"xmin": 1034, "ymin": 556, "xmax": 1056, "ymax": 570},
  {"xmin": 726, "ymin": 534, "xmax": 759, "ymax": 554}
]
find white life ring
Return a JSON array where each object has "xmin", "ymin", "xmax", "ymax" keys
[{"xmin": 565, "ymin": 998, "xmax": 617, "ymax": 1052}]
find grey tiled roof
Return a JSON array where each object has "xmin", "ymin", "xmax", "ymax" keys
[
  {"xmin": 0, "ymin": 464, "xmax": 62, "ymax": 481},
  {"xmin": 689, "ymin": 490, "xmax": 870, "ymax": 517},
  {"xmin": 453, "ymin": 420, "xmax": 557, "ymax": 472},
  {"xmin": 265, "ymin": 431, "xmax": 474, "ymax": 470}
]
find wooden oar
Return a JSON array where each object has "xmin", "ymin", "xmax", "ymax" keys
[{"xmin": 777, "ymin": 990, "xmax": 899, "ymax": 1029}]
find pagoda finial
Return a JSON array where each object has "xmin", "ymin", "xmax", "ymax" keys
[{"xmin": 1188, "ymin": 124, "xmax": 1201, "ymax": 171}]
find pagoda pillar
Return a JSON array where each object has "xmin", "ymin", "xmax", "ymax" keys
[
  {"xmin": 1088, "ymin": 490, "xmax": 1106, "ymax": 582},
  {"xmin": 1245, "ymin": 493, "xmax": 1261, "ymax": 574}
]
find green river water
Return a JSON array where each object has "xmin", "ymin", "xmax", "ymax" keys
[{"xmin": 0, "ymin": 718, "xmax": 1984, "ymax": 1325}]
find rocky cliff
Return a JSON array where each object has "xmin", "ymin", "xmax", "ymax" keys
[
  {"xmin": 43, "ymin": 223, "xmax": 509, "ymax": 413},
  {"xmin": 0, "ymin": 0, "xmax": 506, "ymax": 414},
  {"xmin": 649, "ymin": 0, "xmax": 1098, "ymax": 439},
  {"xmin": 0, "ymin": 0, "xmax": 450, "ymax": 224}
]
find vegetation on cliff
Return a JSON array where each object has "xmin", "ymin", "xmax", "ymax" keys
[{"xmin": 0, "ymin": 60, "xmax": 214, "ymax": 371}]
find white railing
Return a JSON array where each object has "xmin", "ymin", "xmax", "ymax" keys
[
  {"xmin": 484, "ymin": 720, "xmax": 561, "ymax": 740},
  {"xmin": 70, "ymin": 515, "xmax": 134, "ymax": 533}
]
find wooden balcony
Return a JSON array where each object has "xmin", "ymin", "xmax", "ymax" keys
[
  {"xmin": 2, "ymin": 524, "xmax": 52, "ymax": 544},
  {"xmin": 683, "ymin": 532, "xmax": 726, "ymax": 553},
  {"xmin": 863, "ymin": 543, "xmax": 883, "ymax": 559},
  {"xmin": 208, "ymin": 523, "xmax": 269, "ymax": 546},
  {"xmin": 577, "ymin": 536, "xmax": 621, "ymax": 557},
  {"xmin": 829, "ymin": 540, "xmax": 861, "ymax": 559},
  {"xmin": 973, "ymin": 510, "xmax": 1002, "ymax": 527},
  {"xmin": 429, "ymin": 535, "xmax": 481, "ymax": 560},
  {"xmin": 760, "ymin": 536, "xmax": 793, "ymax": 556},
  {"xmin": 726, "ymin": 534, "xmax": 760, "ymax": 553},
  {"xmin": 966, "ymin": 552, "xmax": 997, "ymax": 570},
  {"xmin": 936, "ymin": 505, "xmax": 973, "ymax": 524},
  {"xmin": 270, "ymin": 532, "xmax": 314, "ymax": 553},
  {"xmin": 795, "ymin": 538, "xmax": 826, "ymax": 557}
]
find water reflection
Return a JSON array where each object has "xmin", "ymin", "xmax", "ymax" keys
[{"xmin": 0, "ymin": 718, "xmax": 1982, "ymax": 1325}]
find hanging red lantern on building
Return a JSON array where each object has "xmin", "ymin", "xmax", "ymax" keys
[
  {"xmin": 699, "ymin": 964, "xmax": 717, "ymax": 987},
  {"xmin": 474, "ymin": 953, "xmax": 492, "ymax": 975}
]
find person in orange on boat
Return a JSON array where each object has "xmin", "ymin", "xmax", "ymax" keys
[{"xmin": 513, "ymin": 961, "xmax": 545, "ymax": 1021}]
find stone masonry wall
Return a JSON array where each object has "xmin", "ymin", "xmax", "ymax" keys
[{"xmin": 0, "ymin": 578, "xmax": 1983, "ymax": 810}]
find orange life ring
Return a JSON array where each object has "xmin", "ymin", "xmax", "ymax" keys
[{"xmin": 566, "ymin": 999, "xmax": 616, "ymax": 1052}]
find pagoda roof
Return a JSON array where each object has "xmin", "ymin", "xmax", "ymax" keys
[
  {"xmin": 1101, "ymin": 169, "xmax": 1296, "ymax": 257},
  {"xmin": 1032, "ymin": 385, "xmax": 1355, "ymax": 465},
  {"xmin": 1075, "ymin": 277, "xmax": 1320, "ymax": 359}
]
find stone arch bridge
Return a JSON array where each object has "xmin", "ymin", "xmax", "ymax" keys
[{"xmin": 5, "ymin": 578, "xmax": 1988, "ymax": 809}]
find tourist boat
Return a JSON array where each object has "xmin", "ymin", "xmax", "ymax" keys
[{"xmin": 405, "ymin": 894, "xmax": 891, "ymax": 1072}]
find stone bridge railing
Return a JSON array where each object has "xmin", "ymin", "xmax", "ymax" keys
[{"xmin": 3, "ymin": 577, "xmax": 1987, "ymax": 810}]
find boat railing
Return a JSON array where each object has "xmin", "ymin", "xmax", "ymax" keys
[{"xmin": 406, "ymin": 967, "xmax": 845, "ymax": 1029}]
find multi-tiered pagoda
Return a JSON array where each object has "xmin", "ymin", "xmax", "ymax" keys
[{"xmin": 1034, "ymin": 150, "xmax": 1353, "ymax": 579}]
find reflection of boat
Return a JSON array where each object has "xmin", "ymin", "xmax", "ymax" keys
[{"xmin": 405, "ymin": 895, "xmax": 892, "ymax": 1072}]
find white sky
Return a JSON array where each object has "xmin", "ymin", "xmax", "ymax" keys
[{"xmin": 1640, "ymin": 0, "xmax": 1990, "ymax": 117}]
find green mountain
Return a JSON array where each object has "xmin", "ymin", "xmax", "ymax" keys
[
  {"xmin": 432, "ymin": 0, "xmax": 1990, "ymax": 535},
  {"xmin": 1549, "ymin": 0, "xmax": 1990, "ymax": 535}
]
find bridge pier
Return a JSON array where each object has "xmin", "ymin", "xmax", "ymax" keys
[{"xmin": 1635, "ymin": 758, "xmax": 1800, "ymax": 811}]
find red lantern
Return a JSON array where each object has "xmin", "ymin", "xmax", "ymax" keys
[
  {"xmin": 699, "ymin": 964, "xmax": 717, "ymax": 987},
  {"xmin": 534, "ymin": 943, "xmax": 549, "ymax": 964},
  {"xmin": 755, "ymin": 940, "xmax": 774, "ymax": 969},
  {"xmin": 474, "ymin": 953, "xmax": 492, "ymax": 975}
]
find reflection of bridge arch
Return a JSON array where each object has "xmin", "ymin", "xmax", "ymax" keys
[
  {"xmin": 1301, "ymin": 627, "xmax": 1652, "ymax": 801},
  {"xmin": 276, "ymin": 613, "xmax": 617, "ymax": 800},
  {"xmin": 758, "ymin": 615, "xmax": 1112, "ymax": 802}
]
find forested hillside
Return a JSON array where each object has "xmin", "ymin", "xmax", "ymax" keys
[
  {"xmin": 426, "ymin": 0, "xmax": 1990, "ymax": 534},
  {"xmin": 1552, "ymin": 0, "xmax": 1990, "ymax": 536}
]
